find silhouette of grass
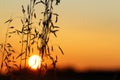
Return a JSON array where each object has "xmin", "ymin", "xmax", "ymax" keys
[{"xmin": 0, "ymin": 0, "xmax": 63, "ymax": 75}]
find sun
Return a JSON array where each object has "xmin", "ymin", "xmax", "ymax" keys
[{"xmin": 28, "ymin": 55, "xmax": 42, "ymax": 69}]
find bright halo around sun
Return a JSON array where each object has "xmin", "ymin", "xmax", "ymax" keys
[{"xmin": 28, "ymin": 55, "xmax": 42, "ymax": 69}]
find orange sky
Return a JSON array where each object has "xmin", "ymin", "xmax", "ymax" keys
[{"xmin": 0, "ymin": 0, "xmax": 120, "ymax": 71}]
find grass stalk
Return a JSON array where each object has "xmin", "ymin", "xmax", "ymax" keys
[
  {"xmin": 0, "ymin": 0, "xmax": 63, "ymax": 75},
  {"xmin": 0, "ymin": 23, "xmax": 10, "ymax": 73}
]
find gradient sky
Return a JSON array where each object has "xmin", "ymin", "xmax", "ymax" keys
[{"xmin": 0, "ymin": 0, "xmax": 120, "ymax": 71}]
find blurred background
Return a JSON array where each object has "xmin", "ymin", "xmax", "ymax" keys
[{"xmin": 0, "ymin": 0, "xmax": 120, "ymax": 80}]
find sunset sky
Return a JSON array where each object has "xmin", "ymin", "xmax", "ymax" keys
[{"xmin": 0, "ymin": 0, "xmax": 120, "ymax": 71}]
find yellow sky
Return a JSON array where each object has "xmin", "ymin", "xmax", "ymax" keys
[{"xmin": 0, "ymin": 0, "xmax": 120, "ymax": 71}]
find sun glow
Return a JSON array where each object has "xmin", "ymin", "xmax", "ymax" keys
[{"xmin": 28, "ymin": 55, "xmax": 42, "ymax": 69}]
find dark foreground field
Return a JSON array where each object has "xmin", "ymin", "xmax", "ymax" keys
[{"xmin": 0, "ymin": 68, "xmax": 120, "ymax": 80}]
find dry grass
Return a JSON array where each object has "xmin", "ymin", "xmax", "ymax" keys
[{"xmin": 0, "ymin": 0, "xmax": 63, "ymax": 74}]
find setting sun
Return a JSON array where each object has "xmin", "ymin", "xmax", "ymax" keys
[{"xmin": 28, "ymin": 55, "xmax": 42, "ymax": 69}]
